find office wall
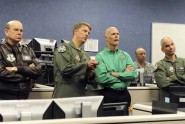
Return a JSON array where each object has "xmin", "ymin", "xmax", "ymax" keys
[
  {"xmin": 152, "ymin": 23, "xmax": 185, "ymax": 65},
  {"xmin": 1, "ymin": 0, "xmax": 185, "ymax": 62}
]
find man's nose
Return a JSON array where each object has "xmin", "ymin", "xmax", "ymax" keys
[
  {"xmin": 17, "ymin": 30, "xmax": 22, "ymax": 34},
  {"xmin": 169, "ymin": 45, "xmax": 173, "ymax": 49},
  {"xmin": 115, "ymin": 34, "xmax": 119, "ymax": 38},
  {"xmin": 85, "ymin": 31, "xmax": 89, "ymax": 36}
]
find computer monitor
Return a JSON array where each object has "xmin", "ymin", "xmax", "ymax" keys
[
  {"xmin": 28, "ymin": 38, "xmax": 57, "ymax": 52},
  {"xmin": 61, "ymin": 39, "xmax": 70, "ymax": 43},
  {"xmin": 152, "ymin": 100, "xmax": 177, "ymax": 114},
  {"xmin": 20, "ymin": 39, "xmax": 32, "ymax": 45},
  {"xmin": 0, "ymin": 99, "xmax": 53, "ymax": 122},
  {"xmin": 101, "ymin": 102, "xmax": 129, "ymax": 116},
  {"xmin": 53, "ymin": 96, "xmax": 104, "ymax": 119},
  {"xmin": 28, "ymin": 38, "xmax": 56, "ymax": 85},
  {"xmin": 169, "ymin": 86, "xmax": 185, "ymax": 108}
]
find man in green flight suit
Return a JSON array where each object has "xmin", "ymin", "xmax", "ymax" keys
[
  {"xmin": 154, "ymin": 37, "xmax": 185, "ymax": 101},
  {"xmin": 52, "ymin": 22, "xmax": 99, "ymax": 98},
  {"xmin": 95, "ymin": 27, "xmax": 137, "ymax": 106}
]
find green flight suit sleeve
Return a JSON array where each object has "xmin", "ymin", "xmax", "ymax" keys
[
  {"xmin": 176, "ymin": 75, "xmax": 185, "ymax": 83},
  {"xmin": 117, "ymin": 54, "xmax": 137, "ymax": 82},
  {"xmin": 154, "ymin": 61, "xmax": 175, "ymax": 88},
  {"xmin": 54, "ymin": 48, "xmax": 88, "ymax": 76},
  {"xmin": 95, "ymin": 54, "xmax": 123, "ymax": 86}
]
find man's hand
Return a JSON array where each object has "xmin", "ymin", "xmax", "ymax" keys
[
  {"xmin": 125, "ymin": 65, "xmax": 134, "ymax": 72},
  {"xmin": 87, "ymin": 59, "xmax": 99, "ymax": 70},
  {"xmin": 6, "ymin": 67, "xmax": 18, "ymax": 72},
  {"xmin": 87, "ymin": 69, "xmax": 95, "ymax": 78},
  {"xmin": 110, "ymin": 72, "xmax": 119, "ymax": 77},
  {"xmin": 29, "ymin": 63, "xmax": 35, "ymax": 68},
  {"xmin": 166, "ymin": 77, "xmax": 171, "ymax": 81}
]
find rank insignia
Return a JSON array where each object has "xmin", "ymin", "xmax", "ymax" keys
[
  {"xmin": 169, "ymin": 66, "xmax": 174, "ymax": 72},
  {"xmin": 58, "ymin": 45, "xmax": 66, "ymax": 53},
  {"xmin": 7, "ymin": 54, "xmax": 16, "ymax": 62},
  {"xmin": 75, "ymin": 55, "xmax": 80, "ymax": 61}
]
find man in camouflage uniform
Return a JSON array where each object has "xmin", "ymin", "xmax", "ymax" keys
[
  {"xmin": 154, "ymin": 37, "xmax": 185, "ymax": 101},
  {"xmin": 52, "ymin": 22, "xmax": 98, "ymax": 98},
  {"xmin": 133, "ymin": 48, "xmax": 155, "ymax": 85}
]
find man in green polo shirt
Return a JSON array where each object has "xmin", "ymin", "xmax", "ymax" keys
[
  {"xmin": 154, "ymin": 37, "xmax": 185, "ymax": 101},
  {"xmin": 95, "ymin": 27, "xmax": 137, "ymax": 105}
]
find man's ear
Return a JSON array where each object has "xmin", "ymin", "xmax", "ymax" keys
[
  {"xmin": 161, "ymin": 47, "xmax": 164, "ymax": 53},
  {"xmin": 104, "ymin": 35, "xmax": 107, "ymax": 41},
  {"xmin": 5, "ymin": 29, "xmax": 8, "ymax": 36}
]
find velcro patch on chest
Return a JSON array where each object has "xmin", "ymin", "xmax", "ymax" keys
[
  {"xmin": 23, "ymin": 55, "xmax": 31, "ymax": 61},
  {"xmin": 176, "ymin": 67, "xmax": 185, "ymax": 72},
  {"xmin": 7, "ymin": 54, "xmax": 16, "ymax": 62}
]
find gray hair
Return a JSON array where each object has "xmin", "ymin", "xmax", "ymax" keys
[
  {"xmin": 160, "ymin": 37, "xmax": 172, "ymax": 47},
  {"xmin": 4, "ymin": 20, "xmax": 22, "ymax": 30}
]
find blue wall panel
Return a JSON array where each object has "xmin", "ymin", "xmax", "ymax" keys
[{"xmin": 1, "ymin": 0, "xmax": 185, "ymax": 62}]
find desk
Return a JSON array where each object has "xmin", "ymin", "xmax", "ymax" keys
[
  {"xmin": 29, "ymin": 84, "xmax": 160, "ymax": 104},
  {"xmin": 1, "ymin": 97, "xmax": 185, "ymax": 124},
  {"xmin": 1, "ymin": 112, "xmax": 185, "ymax": 124},
  {"xmin": 128, "ymin": 84, "xmax": 159, "ymax": 104},
  {"xmin": 28, "ymin": 84, "xmax": 53, "ymax": 99},
  {"xmin": 132, "ymin": 102, "xmax": 185, "ymax": 124}
]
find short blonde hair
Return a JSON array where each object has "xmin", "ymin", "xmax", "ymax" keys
[{"xmin": 73, "ymin": 22, "xmax": 91, "ymax": 34}]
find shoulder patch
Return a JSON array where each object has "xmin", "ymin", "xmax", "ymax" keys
[
  {"xmin": 158, "ymin": 60, "xmax": 163, "ymax": 65},
  {"xmin": 58, "ymin": 45, "xmax": 66, "ymax": 53},
  {"xmin": 153, "ymin": 64, "xmax": 158, "ymax": 71}
]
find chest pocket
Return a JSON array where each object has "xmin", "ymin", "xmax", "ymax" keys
[
  {"xmin": 144, "ymin": 68, "xmax": 154, "ymax": 77},
  {"xmin": 0, "ymin": 46, "xmax": 17, "ymax": 66},
  {"xmin": 176, "ymin": 66, "xmax": 185, "ymax": 75},
  {"xmin": 73, "ymin": 51, "xmax": 89, "ymax": 63},
  {"xmin": 22, "ymin": 55, "xmax": 31, "ymax": 61},
  {"xmin": 21, "ymin": 47, "xmax": 33, "ymax": 65}
]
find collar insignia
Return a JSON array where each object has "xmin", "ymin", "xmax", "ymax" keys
[{"xmin": 169, "ymin": 66, "xmax": 174, "ymax": 72}]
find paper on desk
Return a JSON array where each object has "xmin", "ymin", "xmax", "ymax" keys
[{"xmin": 84, "ymin": 39, "xmax": 98, "ymax": 52}]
